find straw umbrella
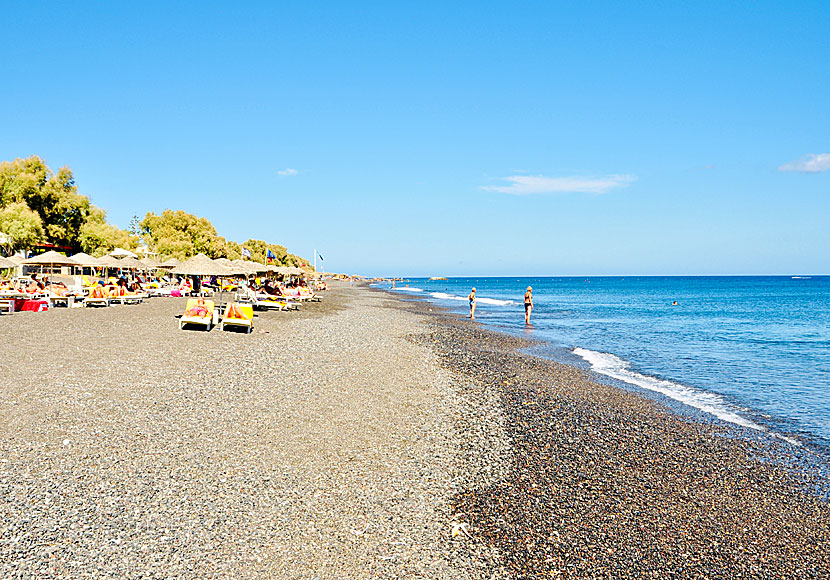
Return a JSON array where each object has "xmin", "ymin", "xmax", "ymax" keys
[
  {"xmin": 94, "ymin": 254, "xmax": 123, "ymax": 279},
  {"xmin": 6, "ymin": 255, "xmax": 24, "ymax": 278},
  {"xmin": 171, "ymin": 254, "xmax": 234, "ymax": 307},
  {"xmin": 108, "ymin": 247, "xmax": 138, "ymax": 259},
  {"xmin": 171, "ymin": 254, "xmax": 233, "ymax": 277},
  {"xmin": 118, "ymin": 256, "xmax": 146, "ymax": 269},
  {"xmin": 68, "ymin": 252, "xmax": 102, "ymax": 279},
  {"xmin": 158, "ymin": 257, "xmax": 181, "ymax": 270},
  {"xmin": 140, "ymin": 257, "xmax": 162, "ymax": 270},
  {"xmin": 69, "ymin": 252, "xmax": 102, "ymax": 267},
  {"xmin": 232, "ymin": 260, "xmax": 260, "ymax": 276},
  {"xmin": 23, "ymin": 251, "xmax": 79, "ymax": 287},
  {"xmin": 0, "ymin": 256, "xmax": 15, "ymax": 269}
]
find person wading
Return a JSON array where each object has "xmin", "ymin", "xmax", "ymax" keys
[
  {"xmin": 468, "ymin": 287, "xmax": 476, "ymax": 319},
  {"xmin": 524, "ymin": 286, "xmax": 533, "ymax": 324}
]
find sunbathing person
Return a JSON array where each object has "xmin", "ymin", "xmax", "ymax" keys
[
  {"xmin": 185, "ymin": 298, "xmax": 210, "ymax": 318},
  {"xmin": 224, "ymin": 302, "xmax": 247, "ymax": 320},
  {"xmin": 89, "ymin": 285, "xmax": 109, "ymax": 299}
]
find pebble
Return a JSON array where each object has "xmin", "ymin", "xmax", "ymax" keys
[{"xmin": 396, "ymin": 293, "xmax": 830, "ymax": 579}]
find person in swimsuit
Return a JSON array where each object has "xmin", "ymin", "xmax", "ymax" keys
[
  {"xmin": 468, "ymin": 287, "xmax": 476, "ymax": 319},
  {"xmin": 524, "ymin": 286, "xmax": 533, "ymax": 324}
]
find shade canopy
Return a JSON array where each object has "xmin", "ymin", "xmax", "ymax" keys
[
  {"xmin": 0, "ymin": 256, "xmax": 16, "ymax": 268},
  {"xmin": 140, "ymin": 257, "xmax": 162, "ymax": 269},
  {"xmin": 274, "ymin": 266, "xmax": 304, "ymax": 276},
  {"xmin": 158, "ymin": 257, "xmax": 181, "ymax": 269},
  {"xmin": 69, "ymin": 252, "xmax": 103, "ymax": 267},
  {"xmin": 108, "ymin": 247, "xmax": 138, "ymax": 258},
  {"xmin": 118, "ymin": 256, "xmax": 146, "ymax": 269},
  {"xmin": 96, "ymin": 255, "xmax": 124, "ymax": 268},
  {"xmin": 232, "ymin": 260, "xmax": 261, "ymax": 275},
  {"xmin": 171, "ymin": 253, "xmax": 233, "ymax": 276},
  {"xmin": 24, "ymin": 251, "xmax": 78, "ymax": 266}
]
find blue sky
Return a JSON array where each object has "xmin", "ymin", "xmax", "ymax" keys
[{"xmin": 2, "ymin": 1, "xmax": 828, "ymax": 276}]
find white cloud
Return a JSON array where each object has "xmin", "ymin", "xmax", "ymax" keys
[
  {"xmin": 482, "ymin": 174, "xmax": 636, "ymax": 195},
  {"xmin": 277, "ymin": 168, "xmax": 298, "ymax": 176},
  {"xmin": 778, "ymin": 153, "xmax": 830, "ymax": 173}
]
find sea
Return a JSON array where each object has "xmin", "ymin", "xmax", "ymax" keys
[{"xmin": 376, "ymin": 276, "xmax": 830, "ymax": 455}]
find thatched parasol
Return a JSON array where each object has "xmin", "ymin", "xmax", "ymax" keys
[
  {"xmin": 108, "ymin": 247, "xmax": 138, "ymax": 258},
  {"xmin": 0, "ymin": 256, "xmax": 16, "ymax": 269},
  {"xmin": 140, "ymin": 257, "xmax": 162, "ymax": 269},
  {"xmin": 96, "ymin": 255, "xmax": 124, "ymax": 268},
  {"xmin": 232, "ymin": 260, "xmax": 261, "ymax": 276},
  {"xmin": 24, "ymin": 250, "xmax": 78, "ymax": 267},
  {"xmin": 23, "ymin": 251, "xmax": 78, "ymax": 285},
  {"xmin": 117, "ymin": 256, "xmax": 146, "ymax": 269},
  {"xmin": 69, "ymin": 252, "xmax": 102, "ymax": 267},
  {"xmin": 171, "ymin": 254, "xmax": 233, "ymax": 277},
  {"xmin": 158, "ymin": 257, "xmax": 181, "ymax": 269}
]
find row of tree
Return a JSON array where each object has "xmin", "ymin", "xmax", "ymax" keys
[{"xmin": 0, "ymin": 156, "xmax": 309, "ymax": 267}]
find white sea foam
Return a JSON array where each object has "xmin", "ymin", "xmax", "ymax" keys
[
  {"xmin": 573, "ymin": 347, "xmax": 763, "ymax": 431},
  {"xmin": 478, "ymin": 297, "xmax": 517, "ymax": 306},
  {"xmin": 430, "ymin": 291, "xmax": 466, "ymax": 301},
  {"xmin": 396, "ymin": 287, "xmax": 424, "ymax": 292},
  {"xmin": 429, "ymin": 292, "xmax": 516, "ymax": 306}
]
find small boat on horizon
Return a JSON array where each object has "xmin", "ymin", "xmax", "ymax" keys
[{"xmin": 429, "ymin": 276, "xmax": 448, "ymax": 281}]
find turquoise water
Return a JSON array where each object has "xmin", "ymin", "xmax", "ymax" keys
[{"xmin": 379, "ymin": 276, "xmax": 830, "ymax": 450}]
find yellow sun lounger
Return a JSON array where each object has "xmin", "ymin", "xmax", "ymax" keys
[
  {"xmin": 179, "ymin": 298, "xmax": 216, "ymax": 330},
  {"xmin": 84, "ymin": 285, "xmax": 110, "ymax": 307},
  {"xmin": 220, "ymin": 303, "xmax": 254, "ymax": 333}
]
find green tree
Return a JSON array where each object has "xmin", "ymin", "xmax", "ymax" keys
[
  {"xmin": 79, "ymin": 206, "xmax": 134, "ymax": 257},
  {"xmin": 0, "ymin": 156, "xmax": 90, "ymax": 250},
  {"xmin": 0, "ymin": 201, "xmax": 44, "ymax": 254},
  {"xmin": 224, "ymin": 240, "xmax": 242, "ymax": 260},
  {"xmin": 141, "ymin": 210, "xmax": 229, "ymax": 259}
]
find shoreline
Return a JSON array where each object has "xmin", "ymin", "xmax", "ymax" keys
[
  {"xmin": 375, "ymin": 284, "xmax": 830, "ymax": 577},
  {"xmin": 382, "ymin": 282, "xmax": 830, "ymax": 468},
  {"xmin": 383, "ymin": 276, "xmax": 830, "ymax": 454}
]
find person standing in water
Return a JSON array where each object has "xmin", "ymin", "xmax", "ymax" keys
[
  {"xmin": 468, "ymin": 287, "xmax": 476, "ymax": 319},
  {"xmin": 524, "ymin": 286, "xmax": 533, "ymax": 324}
]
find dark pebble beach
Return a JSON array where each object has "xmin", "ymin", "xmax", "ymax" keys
[
  {"xmin": 0, "ymin": 282, "xmax": 827, "ymax": 578},
  {"xmin": 388, "ymin": 288, "xmax": 830, "ymax": 579}
]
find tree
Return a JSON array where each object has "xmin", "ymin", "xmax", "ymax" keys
[
  {"xmin": 141, "ymin": 210, "xmax": 230, "ymax": 259},
  {"xmin": 79, "ymin": 206, "xmax": 134, "ymax": 257},
  {"xmin": 0, "ymin": 156, "xmax": 90, "ymax": 251},
  {"xmin": 0, "ymin": 201, "xmax": 44, "ymax": 254},
  {"xmin": 241, "ymin": 239, "xmax": 292, "ymax": 265},
  {"xmin": 224, "ymin": 240, "xmax": 242, "ymax": 260}
]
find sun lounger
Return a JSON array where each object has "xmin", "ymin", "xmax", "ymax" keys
[
  {"xmin": 84, "ymin": 286, "xmax": 110, "ymax": 307},
  {"xmin": 117, "ymin": 292, "xmax": 147, "ymax": 305},
  {"xmin": 179, "ymin": 298, "xmax": 216, "ymax": 330},
  {"xmin": 49, "ymin": 294, "xmax": 80, "ymax": 308},
  {"xmin": 220, "ymin": 303, "xmax": 254, "ymax": 333},
  {"xmin": 237, "ymin": 290, "xmax": 299, "ymax": 311}
]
